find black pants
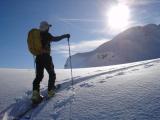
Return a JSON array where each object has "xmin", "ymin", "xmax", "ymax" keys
[{"xmin": 33, "ymin": 54, "xmax": 56, "ymax": 91}]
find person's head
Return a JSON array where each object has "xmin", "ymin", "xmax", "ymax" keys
[{"xmin": 39, "ymin": 21, "xmax": 52, "ymax": 32}]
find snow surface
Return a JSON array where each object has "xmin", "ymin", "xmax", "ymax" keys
[
  {"xmin": 65, "ymin": 24, "xmax": 160, "ymax": 68},
  {"xmin": 1, "ymin": 58, "xmax": 160, "ymax": 120}
]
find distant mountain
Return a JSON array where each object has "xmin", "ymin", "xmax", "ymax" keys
[{"xmin": 65, "ymin": 24, "xmax": 160, "ymax": 68}]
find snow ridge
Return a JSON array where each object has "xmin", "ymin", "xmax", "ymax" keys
[{"xmin": 65, "ymin": 24, "xmax": 160, "ymax": 68}]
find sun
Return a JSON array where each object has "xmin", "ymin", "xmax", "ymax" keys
[{"xmin": 107, "ymin": 4, "xmax": 130, "ymax": 31}]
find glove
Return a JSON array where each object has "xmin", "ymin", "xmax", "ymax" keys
[{"xmin": 64, "ymin": 34, "xmax": 70, "ymax": 39}]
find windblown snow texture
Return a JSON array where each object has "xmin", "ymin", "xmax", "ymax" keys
[
  {"xmin": 65, "ymin": 24, "xmax": 160, "ymax": 68},
  {"xmin": 0, "ymin": 58, "xmax": 160, "ymax": 120}
]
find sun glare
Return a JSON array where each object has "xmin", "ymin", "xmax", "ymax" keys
[{"xmin": 107, "ymin": 4, "xmax": 130, "ymax": 31}]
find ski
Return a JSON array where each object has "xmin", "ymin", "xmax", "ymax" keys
[{"xmin": 13, "ymin": 84, "xmax": 61, "ymax": 120}]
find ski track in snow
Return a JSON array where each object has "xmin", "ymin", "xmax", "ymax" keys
[{"xmin": 1, "ymin": 58, "xmax": 160, "ymax": 120}]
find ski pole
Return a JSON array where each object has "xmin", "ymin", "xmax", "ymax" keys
[{"xmin": 67, "ymin": 38, "xmax": 74, "ymax": 87}]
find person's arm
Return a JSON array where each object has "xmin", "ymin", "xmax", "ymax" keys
[{"xmin": 51, "ymin": 34, "xmax": 70, "ymax": 42}]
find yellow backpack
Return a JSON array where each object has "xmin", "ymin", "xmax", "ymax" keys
[{"xmin": 27, "ymin": 28, "xmax": 42, "ymax": 56}]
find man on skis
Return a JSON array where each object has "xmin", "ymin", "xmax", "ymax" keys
[{"xmin": 31, "ymin": 21, "xmax": 70, "ymax": 102}]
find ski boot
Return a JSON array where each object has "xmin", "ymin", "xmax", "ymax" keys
[
  {"xmin": 48, "ymin": 90, "xmax": 55, "ymax": 98},
  {"xmin": 31, "ymin": 90, "xmax": 43, "ymax": 104}
]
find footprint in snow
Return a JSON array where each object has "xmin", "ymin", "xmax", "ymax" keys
[
  {"xmin": 99, "ymin": 80, "xmax": 106, "ymax": 83},
  {"xmin": 131, "ymin": 69, "xmax": 139, "ymax": 72},
  {"xmin": 115, "ymin": 71, "xmax": 125, "ymax": 76},
  {"xmin": 144, "ymin": 64, "xmax": 154, "ymax": 68},
  {"xmin": 106, "ymin": 76, "xmax": 113, "ymax": 79},
  {"xmin": 98, "ymin": 76, "xmax": 114, "ymax": 84},
  {"xmin": 79, "ymin": 83, "xmax": 94, "ymax": 88}
]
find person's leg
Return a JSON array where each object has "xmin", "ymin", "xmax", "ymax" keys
[
  {"xmin": 44, "ymin": 54, "xmax": 56, "ymax": 91},
  {"xmin": 33, "ymin": 56, "xmax": 44, "ymax": 92}
]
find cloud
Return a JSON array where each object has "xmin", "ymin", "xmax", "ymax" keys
[
  {"xmin": 52, "ymin": 39, "xmax": 110, "ymax": 56},
  {"xmin": 59, "ymin": 18, "xmax": 105, "ymax": 23}
]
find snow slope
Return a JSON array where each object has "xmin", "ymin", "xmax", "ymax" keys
[
  {"xmin": 65, "ymin": 24, "xmax": 160, "ymax": 68},
  {"xmin": 1, "ymin": 58, "xmax": 160, "ymax": 120}
]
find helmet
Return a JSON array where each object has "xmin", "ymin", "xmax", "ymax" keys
[{"xmin": 39, "ymin": 21, "xmax": 52, "ymax": 31}]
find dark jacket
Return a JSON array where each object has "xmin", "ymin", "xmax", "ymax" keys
[{"xmin": 40, "ymin": 31, "xmax": 67, "ymax": 54}]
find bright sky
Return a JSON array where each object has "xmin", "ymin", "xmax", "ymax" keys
[{"xmin": 1, "ymin": 0, "xmax": 160, "ymax": 69}]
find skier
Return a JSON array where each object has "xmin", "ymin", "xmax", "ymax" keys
[{"xmin": 31, "ymin": 21, "xmax": 70, "ymax": 102}]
